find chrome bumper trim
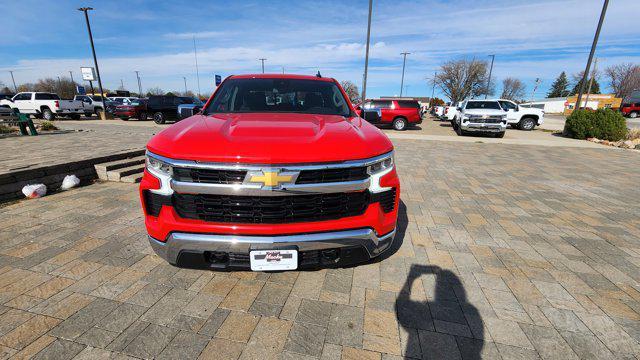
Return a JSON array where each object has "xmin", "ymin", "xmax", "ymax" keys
[
  {"xmin": 170, "ymin": 178, "xmax": 371, "ymax": 196},
  {"xmin": 149, "ymin": 228, "xmax": 396, "ymax": 265}
]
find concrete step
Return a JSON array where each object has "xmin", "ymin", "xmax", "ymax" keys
[
  {"xmin": 120, "ymin": 173, "xmax": 143, "ymax": 183},
  {"xmin": 106, "ymin": 164, "xmax": 144, "ymax": 182},
  {"xmin": 95, "ymin": 156, "xmax": 145, "ymax": 173}
]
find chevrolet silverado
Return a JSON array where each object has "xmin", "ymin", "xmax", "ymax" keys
[{"xmin": 140, "ymin": 74, "xmax": 400, "ymax": 271}]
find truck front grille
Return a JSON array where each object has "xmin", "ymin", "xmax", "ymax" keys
[
  {"xmin": 295, "ymin": 167, "xmax": 368, "ymax": 184},
  {"xmin": 173, "ymin": 191, "xmax": 369, "ymax": 224},
  {"xmin": 172, "ymin": 166, "xmax": 368, "ymax": 185}
]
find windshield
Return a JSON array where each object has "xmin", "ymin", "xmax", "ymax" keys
[
  {"xmin": 205, "ymin": 78, "xmax": 351, "ymax": 116},
  {"xmin": 466, "ymin": 101, "xmax": 502, "ymax": 110}
]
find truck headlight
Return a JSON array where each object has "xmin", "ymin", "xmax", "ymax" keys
[
  {"xmin": 146, "ymin": 155, "xmax": 173, "ymax": 177},
  {"xmin": 367, "ymin": 153, "xmax": 394, "ymax": 175}
]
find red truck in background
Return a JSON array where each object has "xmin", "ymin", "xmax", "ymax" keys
[
  {"xmin": 621, "ymin": 101, "xmax": 640, "ymax": 118},
  {"xmin": 140, "ymin": 74, "xmax": 400, "ymax": 271},
  {"xmin": 355, "ymin": 98, "xmax": 422, "ymax": 130}
]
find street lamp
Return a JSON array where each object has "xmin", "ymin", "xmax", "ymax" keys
[
  {"xmin": 183, "ymin": 76, "xmax": 188, "ymax": 94},
  {"xmin": 575, "ymin": 0, "xmax": 609, "ymax": 111},
  {"xmin": 78, "ymin": 7, "xmax": 106, "ymax": 119},
  {"xmin": 485, "ymin": 54, "xmax": 495, "ymax": 99},
  {"xmin": 259, "ymin": 58, "xmax": 267, "ymax": 73},
  {"xmin": 135, "ymin": 71, "xmax": 142, "ymax": 96},
  {"xmin": 399, "ymin": 52, "xmax": 410, "ymax": 97},
  {"xmin": 361, "ymin": 0, "xmax": 373, "ymax": 101}
]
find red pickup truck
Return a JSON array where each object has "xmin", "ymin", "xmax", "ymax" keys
[
  {"xmin": 356, "ymin": 99, "xmax": 422, "ymax": 130},
  {"xmin": 140, "ymin": 74, "xmax": 400, "ymax": 271},
  {"xmin": 621, "ymin": 102, "xmax": 640, "ymax": 118}
]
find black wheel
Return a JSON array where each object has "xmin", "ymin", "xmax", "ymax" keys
[
  {"xmin": 510, "ymin": 124, "xmax": 519, "ymax": 129},
  {"xmin": 42, "ymin": 108, "xmax": 55, "ymax": 121},
  {"xmin": 121, "ymin": 117, "xmax": 130, "ymax": 121},
  {"xmin": 84, "ymin": 112, "xmax": 92, "ymax": 118},
  {"xmin": 153, "ymin": 112, "xmax": 165, "ymax": 124},
  {"xmin": 392, "ymin": 117, "xmax": 407, "ymax": 131},
  {"xmin": 518, "ymin": 117, "xmax": 536, "ymax": 131},
  {"xmin": 495, "ymin": 131, "xmax": 505, "ymax": 138},
  {"xmin": 456, "ymin": 125, "xmax": 467, "ymax": 136},
  {"xmin": 138, "ymin": 111, "xmax": 147, "ymax": 120},
  {"xmin": 69, "ymin": 114, "xmax": 81, "ymax": 120},
  {"xmin": 630, "ymin": 111, "xmax": 638, "ymax": 119}
]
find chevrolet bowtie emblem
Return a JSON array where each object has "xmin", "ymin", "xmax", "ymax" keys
[{"xmin": 247, "ymin": 170, "xmax": 297, "ymax": 188}]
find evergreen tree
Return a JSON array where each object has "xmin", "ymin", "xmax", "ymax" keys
[
  {"xmin": 547, "ymin": 72, "xmax": 570, "ymax": 98},
  {"xmin": 571, "ymin": 77, "xmax": 600, "ymax": 96}
]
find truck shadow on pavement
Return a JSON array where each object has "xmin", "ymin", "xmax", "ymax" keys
[{"xmin": 396, "ymin": 264, "xmax": 485, "ymax": 359}]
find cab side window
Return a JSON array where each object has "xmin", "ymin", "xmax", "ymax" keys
[
  {"xmin": 14, "ymin": 93, "xmax": 32, "ymax": 101},
  {"xmin": 499, "ymin": 101, "xmax": 516, "ymax": 111}
]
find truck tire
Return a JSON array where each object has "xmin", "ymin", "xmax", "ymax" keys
[
  {"xmin": 495, "ymin": 131, "xmax": 505, "ymax": 138},
  {"xmin": 630, "ymin": 111, "xmax": 638, "ymax": 119},
  {"xmin": 138, "ymin": 111, "xmax": 147, "ymax": 120},
  {"xmin": 392, "ymin": 117, "xmax": 407, "ymax": 131},
  {"xmin": 42, "ymin": 108, "xmax": 55, "ymax": 121},
  {"xmin": 69, "ymin": 114, "xmax": 81, "ymax": 120},
  {"xmin": 518, "ymin": 117, "xmax": 536, "ymax": 131},
  {"xmin": 153, "ymin": 112, "xmax": 166, "ymax": 124},
  {"xmin": 84, "ymin": 112, "xmax": 93, "ymax": 118}
]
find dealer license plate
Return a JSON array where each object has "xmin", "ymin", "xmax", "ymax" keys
[{"xmin": 250, "ymin": 250, "xmax": 298, "ymax": 271}]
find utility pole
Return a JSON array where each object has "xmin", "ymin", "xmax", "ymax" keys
[
  {"xmin": 430, "ymin": 71, "xmax": 437, "ymax": 107},
  {"xmin": 69, "ymin": 71, "xmax": 75, "ymax": 84},
  {"xmin": 282, "ymin": 66, "xmax": 285, "ymax": 74},
  {"xmin": 183, "ymin": 76, "xmax": 188, "ymax": 94},
  {"xmin": 120, "ymin": 79, "xmax": 124, "ymax": 89},
  {"xmin": 575, "ymin": 0, "xmax": 609, "ymax": 111},
  {"xmin": 78, "ymin": 7, "xmax": 106, "ymax": 119},
  {"xmin": 485, "ymin": 54, "xmax": 495, "ymax": 99},
  {"xmin": 135, "ymin": 71, "xmax": 142, "ymax": 96},
  {"xmin": 193, "ymin": 36, "xmax": 201, "ymax": 98},
  {"xmin": 259, "ymin": 58, "xmax": 267, "ymax": 73},
  {"xmin": 9, "ymin": 71, "xmax": 17, "ymax": 93},
  {"xmin": 584, "ymin": 57, "xmax": 598, "ymax": 108},
  {"xmin": 399, "ymin": 52, "xmax": 410, "ymax": 97},
  {"xmin": 530, "ymin": 78, "xmax": 541, "ymax": 102},
  {"xmin": 361, "ymin": 0, "xmax": 373, "ymax": 101}
]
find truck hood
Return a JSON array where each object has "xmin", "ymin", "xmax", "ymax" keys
[
  {"xmin": 462, "ymin": 109, "xmax": 506, "ymax": 116},
  {"xmin": 146, "ymin": 113, "xmax": 394, "ymax": 164}
]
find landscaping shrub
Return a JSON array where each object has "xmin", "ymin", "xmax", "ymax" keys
[
  {"xmin": 564, "ymin": 109, "xmax": 627, "ymax": 141},
  {"xmin": 0, "ymin": 124, "xmax": 16, "ymax": 134},
  {"xmin": 40, "ymin": 121, "xmax": 58, "ymax": 131}
]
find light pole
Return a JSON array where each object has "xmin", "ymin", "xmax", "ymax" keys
[
  {"xmin": 120, "ymin": 79, "xmax": 124, "ymax": 89},
  {"xmin": 135, "ymin": 71, "xmax": 142, "ymax": 96},
  {"xmin": 584, "ymin": 57, "xmax": 598, "ymax": 108},
  {"xmin": 9, "ymin": 71, "xmax": 17, "ymax": 93},
  {"xmin": 183, "ymin": 76, "xmax": 188, "ymax": 94},
  {"xmin": 485, "ymin": 54, "xmax": 495, "ymax": 99},
  {"xmin": 430, "ymin": 71, "xmax": 437, "ymax": 106},
  {"xmin": 361, "ymin": 0, "xmax": 373, "ymax": 101},
  {"xmin": 69, "ymin": 71, "xmax": 75, "ymax": 84},
  {"xmin": 399, "ymin": 52, "xmax": 410, "ymax": 97},
  {"xmin": 78, "ymin": 7, "xmax": 106, "ymax": 119},
  {"xmin": 259, "ymin": 58, "xmax": 267, "ymax": 73},
  {"xmin": 575, "ymin": 0, "xmax": 609, "ymax": 111},
  {"xmin": 193, "ymin": 36, "xmax": 201, "ymax": 98}
]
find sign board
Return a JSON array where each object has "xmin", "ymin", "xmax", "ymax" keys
[
  {"xmin": 76, "ymin": 85, "xmax": 86, "ymax": 95},
  {"xmin": 80, "ymin": 67, "xmax": 96, "ymax": 81},
  {"xmin": 215, "ymin": 75, "xmax": 222, "ymax": 86}
]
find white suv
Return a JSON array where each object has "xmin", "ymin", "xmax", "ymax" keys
[{"xmin": 453, "ymin": 100, "xmax": 507, "ymax": 138}]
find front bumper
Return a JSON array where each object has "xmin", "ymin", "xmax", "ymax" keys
[
  {"xmin": 461, "ymin": 122, "xmax": 506, "ymax": 132},
  {"xmin": 148, "ymin": 227, "xmax": 395, "ymax": 269}
]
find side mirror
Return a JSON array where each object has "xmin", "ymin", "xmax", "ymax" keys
[
  {"xmin": 456, "ymin": 107, "xmax": 462, "ymax": 111},
  {"xmin": 515, "ymin": 105, "xmax": 520, "ymax": 111}
]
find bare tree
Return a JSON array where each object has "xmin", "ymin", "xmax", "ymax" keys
[
  {"xmin": 500, "ymin": 77, "xmax": 526, "ymax": 101},
  {"xmin": 340, "ymin": 80, "xmax": 360, "ymax": 103},
  {"xmin": 30, "ymin": 77, "xmax": 77, "ymax": 99},
  {"xmin": 434, "ymin": 58, "xmax": 491, "ymax": 103},
  {"xmin": 604, "ymin": 63, "xmax": 640, "ymax": 99},
  {"xmin": 146, "ymin": 87, "xmax": 165, "ymax": 96}
]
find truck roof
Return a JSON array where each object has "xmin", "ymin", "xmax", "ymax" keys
[{"xmin": 229, "ymin": 74, "xmax": 335, "ymax": 82}]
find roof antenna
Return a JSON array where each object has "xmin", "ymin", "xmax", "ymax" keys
[{"xmin": 316, "ymin": 71, "xmax": 322, "ymax": 78}]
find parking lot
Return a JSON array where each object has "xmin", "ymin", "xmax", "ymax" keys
[{"xmin": 1, "ymin": 125, "xmax": 640, "ymax": 359}]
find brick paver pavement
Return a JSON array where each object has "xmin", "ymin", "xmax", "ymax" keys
[{"xmin": 1, "ymin": 139, "xmax": 640, "ymax": 359}]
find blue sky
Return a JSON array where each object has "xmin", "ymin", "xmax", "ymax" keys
[{"xmin": 1, "ymin": 0, "xmax": 639, "ymax": 100}]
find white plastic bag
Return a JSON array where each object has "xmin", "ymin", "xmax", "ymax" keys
[
  {"xmin": 22, "ymin": 184, "xmax": 47, "ymax": 199},
  {"xmin": 61, "ymin": 175, "xmax": 80, "ymax": 190}
]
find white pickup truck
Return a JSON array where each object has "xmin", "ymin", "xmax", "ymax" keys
[
  {"xmin": 0, "ymin": 92, "xmax": 84, "ymax": 120},
  {"xmin": 73, "ymin": 95, "xmax": 105, "ymax": 117},
  {"xmin": 496, "ymin": 99, "xmax": 545, "ymax": 130},
  {"xmin": 453, "ymin": 99, "xmax": 507, "ymax": 138}
]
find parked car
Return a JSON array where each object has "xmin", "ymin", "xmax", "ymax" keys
[
  {"xmin": 497, "ymin": 99, "xmax": 545, "ymax": 130},
  {"xmin": 441, "ymin": 102, "xmax": 460, "ymax": 122},
  {"xmin": 177, "ymin": 97, "xmax": 205, "ymax": 120},
  {"xmin": 147, "ymin": 95, "xmax": 201, "ymax": 124},
  {"xmin": 140, "ymin": 74, "xmax": 399, "ymax": 270},
  {"xmin": 356, "ymin": 99, "xmax": 422, "ymax": 130},
  {"xmin": 73, "ymin": 95, "xmax": 105, "ymax": 117},
  {"xmin": 108, "ymin": 97, "xmax": 139, "ymax": 106},
  {"xmin": 453, "ymin": 100, "xmax": 507, "ymax": 138},
  {"xmin": 432, "ymin": 105, "xmax": 444, "ymax": 117},
  {"xmin": 621, "ymin": 102, "xmax": 640, "ymax": 118},
  {"xmin": 114, "ymin": 99, "xmax": 148, "ymax": 120},
  {"xmin": 0, "ymin": 92, "xmax": 84, "ymax": 120}
]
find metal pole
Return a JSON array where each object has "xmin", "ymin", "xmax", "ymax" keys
[
  {"xmin": 259, "ymin": 58, "xmax": 266, "ymax": 73},
  {"xmin": 575, "ymin": 0, "xmax": 609, "ymax": 111},
  {"xmin": 530, "ymin": 78, "xmax": 541, "ymax": 102},
  {"xmin": 69, "ymin": 71, "xmax": 75, "ymax": 84},
  {"xmin": 9, "ymin": 71, "xmax": 17, "ymax": 92},
  {"xmin": 361, "ymin": 0, "xmax": 373, "ymax": 101},
  {"xmin": 79, "ymin": 7, "xmax": 106, "ymax": 119},
  {"xmin": 193, "ymin": 36, "xmax": 201, "ymax": 98},
  {"xmin": 485, "ymin": 54, "xmax": 495, "ymax": 99},
  {"xmin": 89, "ymin": 80, "xmax": 95, "ymax": 95},
  {"xmin": 135, "ymin": 71, "xmax": 142, "ymax": 96},
  {"xmin": 584, "ymin": 57, "xmax": 598, "ymax": 108},
  {"xmin": 400, "ymin": 52, "xmax": 410, "ymax": 97},
  {"xmin": 430, "ymin": 71, "xmax": 436, "ymax": 106},
  {"xmin": 183, "ymin": 76, "xmax": 188, "ymax": 94},
  {"xmin": 282, "ymin": 66, "xmax": 285, "ymax": 74},
  {"xmin": 120, "ymin": 79, "xmax": 124, "ymax": 89}
]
